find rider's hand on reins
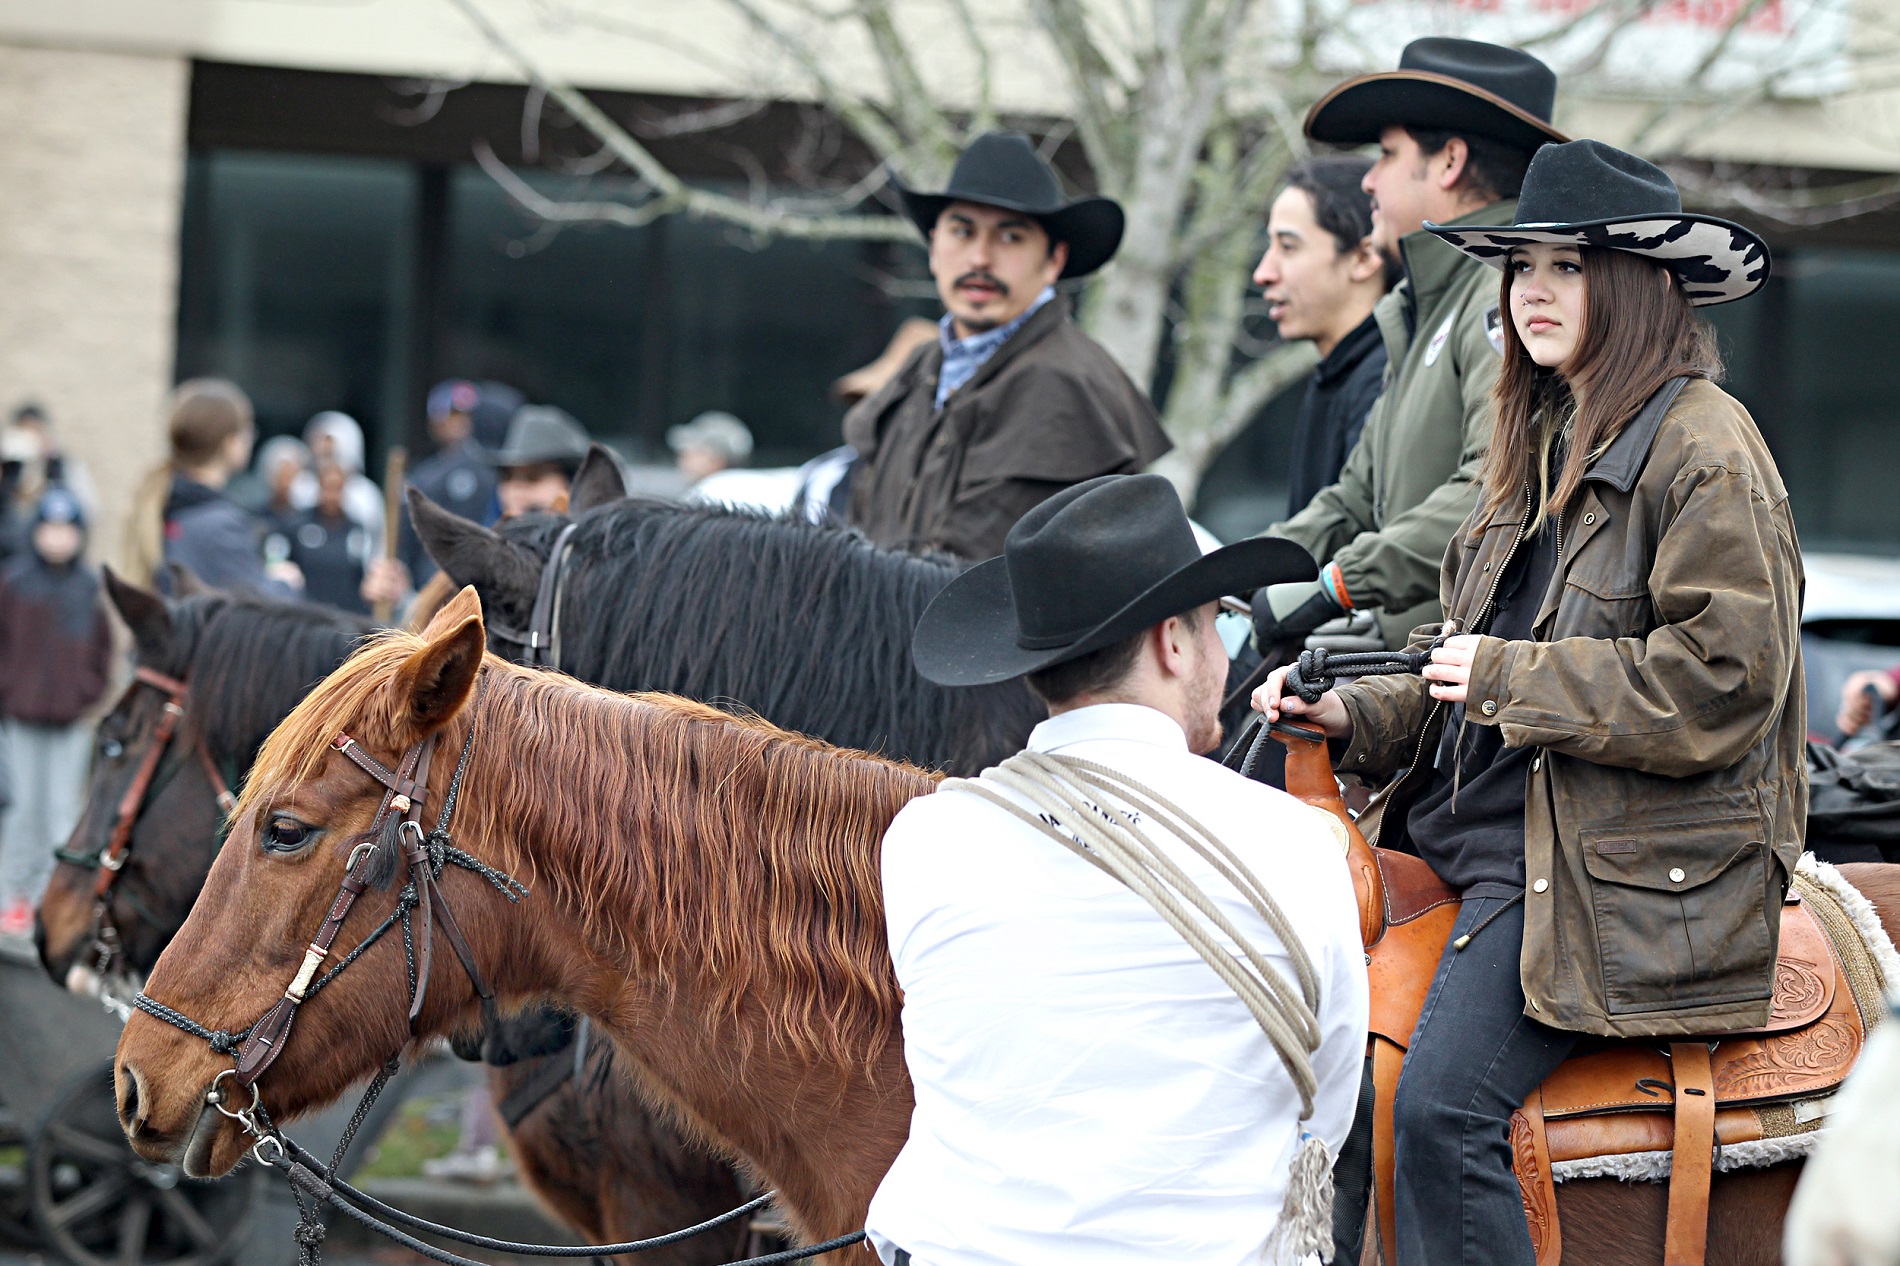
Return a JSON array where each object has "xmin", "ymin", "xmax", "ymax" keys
[
  {"xmin": 1250, "ymin": 664, "xmax": 1353, "ymax": 740},
  {"xmin": 1421, "ymin": 634, "xmax": 1483, "ymax": 704}
]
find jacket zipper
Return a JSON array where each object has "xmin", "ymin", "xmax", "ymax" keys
[{"xmin": 1389, "ymin": 484, "xmax": 1536, "ymax": 817}]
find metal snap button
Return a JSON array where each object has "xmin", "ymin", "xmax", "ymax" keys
[
  {"xmin": 1583, "ymin": 512, "xmax": 1597, "ymax": 525},
  {"xmin": 1533, "ymin": 878, "xmax": 1549, "ymax": 893},
  {"xmin": 1356, "ymin": 753, "xmax": 1367, "ymax": 764},
  {"xmin": 1480, "ymin": 699, "xmax": 1498, "ymax": 716},
  {"xmin": 1669, "ymin": 867, "xmax": 1686, "ymax": 883},
  {"xmin": 1531, "ymin": 754, "xmax": 1542, "ymax": 772}
]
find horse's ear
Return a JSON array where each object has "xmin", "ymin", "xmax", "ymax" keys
[
  {"xmin": 407, "ymin": 488, "xmax": 541, "ymax": 598},
  {"xmin": 395, "ymin": 587, "xmax": 486, "ymax": 740},
  {"xmin": 568, "ymin": 444, "xmax": 627, "ymax": 514},
  {"xmin": 166, "ymin": 562, "xmax": 213, "ymax": 598},
  {"xmin": 103, "ymin": 565, "xmax": 173, "ymax": 660}
]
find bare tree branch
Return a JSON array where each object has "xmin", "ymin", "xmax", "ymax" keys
[
  {"xmin": 945, "ymin": 0, "xmax": 999, "ymax": 134},
  {"xmin": 449, "ymin": 0, "xmax": 913, "ymax": 241},
  {"xmin": 718, "ymin": 0, "xmax": 913, "ymax": 160},
  {"xmin": 855, "ymin": 0, "xmax": 966, "ymax": 165}
]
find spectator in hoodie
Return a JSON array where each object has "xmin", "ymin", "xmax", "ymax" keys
[
  {"xmin": 123, "ymin": 378, "xmax": 300, "ymax": 595},
  {"xmin": 0, "ymin": 487, "xmax": 113, "ymax": 936},
  {"xmin": 292, "ymin": 411, "xmax": 385, "ymax": 561}
]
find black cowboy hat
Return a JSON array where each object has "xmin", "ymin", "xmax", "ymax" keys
[
  {"xmin": 894, "ymin": 132, "xmax": 1125, "ymax": 279},
  {"xmin": 1426, "ymin": 139, "xmax": 1771, "ymax": 306},
  {"xmin": 912, "ymin": 474, "xmax": 1315, "ymax": 687},
  {"xmin": 1305, "ymin": 37, "xmax": 1568, "ymax": 154}
]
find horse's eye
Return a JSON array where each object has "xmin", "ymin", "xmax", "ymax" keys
[
  {"xmin": 100, "ymin": 739, "xmax": 124, "ymax": 760},
  {"xmin": 264, "ymin": 817, "xmax": 312, "ymax": 854}
]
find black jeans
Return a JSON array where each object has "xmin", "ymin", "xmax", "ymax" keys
[{"xmin": 1393, "ymin": 894, "xmax": 1578, "ymax": 1266}]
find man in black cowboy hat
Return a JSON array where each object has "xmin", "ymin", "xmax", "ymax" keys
[
  {"xmin": 865, "ymin": 473, "xmax": 1367, "ymax": 1266},
  {"xmin": 1254, "ymin": 38, "xmax": 1565, "ymax": 654},
  {"xmin": 844, "ymin": 132, "xmax": 1171, "ymax": 562}
]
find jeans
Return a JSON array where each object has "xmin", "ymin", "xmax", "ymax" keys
[
  {"xmin": 0, "ymin": 719, "xmax": 92, "ymax": 906},
  {"xmin": 1392, "ymin": 894, "xmax": 1577, "ymax": 1266}
]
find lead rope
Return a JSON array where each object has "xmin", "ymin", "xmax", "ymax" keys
[{"xmin": 940, "ymin": 752, "xmax": 1333, "ymax": 1264}]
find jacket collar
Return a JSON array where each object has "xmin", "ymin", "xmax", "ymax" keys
[
  {"xmin": 1315, "ymin": 311, "xmax": 1383, "ymax": 386},
  {"xmin": 1399, "ymin": 197, "xmax": 1517, "ymax": 315},
  {"xmin": 1583, "ymin": 377, "xmax": 1691, "ymax": 493},
  {"xmin": 943, "ymin": 292, "xmax": 1070, "ymax": 402}
]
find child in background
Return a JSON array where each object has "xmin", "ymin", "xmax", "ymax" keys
[{"xmin": 0, "ymin": 487, "xmax": 112, "ymax": 937}]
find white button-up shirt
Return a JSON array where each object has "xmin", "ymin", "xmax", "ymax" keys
[{"xmin": 866, "ymin": 704, "xmax": 1369, "ymax": 1266}]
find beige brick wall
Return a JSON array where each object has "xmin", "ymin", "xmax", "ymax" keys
[{"xmin": 0, "ymin": 42, "xmax": 186, "ymax": 570}]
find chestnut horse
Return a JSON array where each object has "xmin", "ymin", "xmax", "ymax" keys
[{"xmin": 116, "ymin": 592, "xmax": 1900, "ymax": 1264}]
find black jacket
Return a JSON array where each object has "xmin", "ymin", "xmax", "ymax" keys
[{"xmin": 1284, "ymin": 314, "xmax": 1386, "ymax": 519}]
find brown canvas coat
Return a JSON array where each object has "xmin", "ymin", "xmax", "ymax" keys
[
  {"xmin": 843, "ymin": 300, "xmax": 1171, "ymax": 562},
  {"xmin": 1334, "ymin": 377, "xmax": 1807, "ymax": 1037}
]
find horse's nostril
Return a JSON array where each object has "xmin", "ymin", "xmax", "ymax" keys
[{"xmin": 117, "ymin": 1062, "xmax": 142, "ymax": 1130}]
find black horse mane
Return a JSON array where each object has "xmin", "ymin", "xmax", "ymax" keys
[
  {"xmin": 496, "ymin": 500, "xmax": 1040, "ymax": 774},
  {"xmin": 174, "ymin": 596, "xmax": 375, "ymax": 768}
]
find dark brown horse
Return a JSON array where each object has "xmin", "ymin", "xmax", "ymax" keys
[
  {"xmin": 115, "ymin": 592, "xmax": 1900, "ymax": 1264},
  {"xmin": 38, "ymin": 573, "xmax": 372, "ymax": 987}
]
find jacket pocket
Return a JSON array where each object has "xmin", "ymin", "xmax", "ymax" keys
[{"xmin": 1579, "ymin": 818, "xmax": 1773, "ymax": 1015}]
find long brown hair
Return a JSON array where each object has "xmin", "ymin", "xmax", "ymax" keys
[{"xmin": 1479, "ymin": 246, "xmax": 1722, "ymax": 524}]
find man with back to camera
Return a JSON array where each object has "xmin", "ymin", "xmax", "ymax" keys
[
  {"xmin": 866, "ymin": 473, "xmax": 1368, "ymax": 1266},
  {"xmin": 1253, "ymin": 39, "xmax": 1566, "ymax": 654},
  {"xmin": 1256, "ymin": 155, "xmax": 1392, "ymax": 520},
  {"xmin": 845, "ymin": 132, "xmax": 1171, "ymax": 561}
]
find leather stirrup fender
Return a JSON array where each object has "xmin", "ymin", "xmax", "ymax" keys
[
  {"xmin": 1511, "ymin": 1088, "xmax": 1562, "ymax": 1266},
  {"xmin": 1272, "ymin": 721, "xmax": 1385, "ymax": 945},
  {"xmin": 1664, "ymin": 1042, "xmax": 1717, "ymax": 1266},
  {"xmin": 1370, "ymin": 1035, "xmax": 1403, "ymax": 1264}
]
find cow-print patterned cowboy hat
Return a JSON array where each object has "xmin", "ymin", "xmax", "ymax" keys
[{"xmin": 1426, "ymin": 139, "xmax": 1771, "ymax": 306}]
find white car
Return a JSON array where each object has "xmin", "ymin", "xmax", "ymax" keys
[{"xmin": 1802, "ymin": 552, "xmax": 1900, "ymax": 743}]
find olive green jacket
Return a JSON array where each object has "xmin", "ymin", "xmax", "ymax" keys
[
  {"xmin": 1270, "ymin": 200, "xmax": 1515, "ymax": 647},
  {"xmin": 1335, "ymin": 378, "xmax": 1806, "ymax": 1038}
]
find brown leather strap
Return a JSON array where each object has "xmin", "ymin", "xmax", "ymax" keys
[
  {"xmin": 196, "ymin": 744, "xmax": 237, "ymax": 815},
  {"xmin": 235, "ymin": 864, "xmax": 374, "ymax": 1085},
  {"xmin": 1664, "ymin": 1042, "xmax": 1717, "ymax": 1266},
  {"xmin": 95, "ymin": 696, "xmax": 184, "ymax": 899},
  {"xmin": 1511, "ymin": 1088, "xmax": 1562, "ymax": 1266},
  {"xmin": 1370, "ymin": 1035, "xmax": 1403, "ymax": 1264}
]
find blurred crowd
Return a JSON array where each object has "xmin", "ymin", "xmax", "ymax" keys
[{"xmin": 0, "ymin": 378, "xmax": 769, "ymax": 940}]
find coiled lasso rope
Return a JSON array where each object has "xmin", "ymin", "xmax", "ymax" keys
[{"xmin": 941, "ymin": 751, "xmax": 1335, "ymax": 1264}]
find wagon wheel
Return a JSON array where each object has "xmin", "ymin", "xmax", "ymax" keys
[
  {"xmin": 28, "ymin": 1061, "xmax": 263, "ymax": 1266},
  {"xmin": 0, "ymin": 1107, "xmax": 41, "ymax": 1247}
]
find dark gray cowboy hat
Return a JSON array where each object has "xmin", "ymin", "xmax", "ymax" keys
[
  {"xmin": 1426, "ymin": 139, "xmax": 1771, "ymax": 306},
  {"xmin": 494, "ymin": 405, "xmax": 590, "ymax": 471},
  {"xmin": 912, "ymin": 474, "xmax": 1315, "ymax": 687},
  {"xmin": 1305, "ymin": 37, "xmax": 1568, "ymax": 153},
  {"xmin": 894, "ymin": 132, "xmax": 1125, "ymax": 280}
]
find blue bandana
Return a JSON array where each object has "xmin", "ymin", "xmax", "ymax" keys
[{"xmin": 934, "ymin": 287, "xmax": 1056, "ymax": 408}]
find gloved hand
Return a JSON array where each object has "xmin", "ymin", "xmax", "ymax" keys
[{"xmin": 1252, "ymin": 573, "xmax": 1344, "ymax": 651}]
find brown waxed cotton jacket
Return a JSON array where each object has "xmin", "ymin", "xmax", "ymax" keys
[
  {"xmin": 844, "ymin": 300, "xmax": 1171, "ymax": 562},
  {"xmin": 1335, "ymin": 378, "xmax": 1807, "ymax": 1037}
]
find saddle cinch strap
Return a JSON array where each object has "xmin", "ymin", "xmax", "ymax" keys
[{"xmin": 1260, "ymin": 720, "xmax": 1872, "ymax": 1266}]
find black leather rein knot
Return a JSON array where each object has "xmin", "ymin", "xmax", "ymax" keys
[{"xmin": 1284, "ymin": 644, "xmax": 1437, "ymax": 704}]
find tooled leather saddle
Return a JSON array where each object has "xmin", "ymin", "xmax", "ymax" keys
[{"xmin": 1273, "ymin": 725, "xmax": 1872, "ymax": 1266}]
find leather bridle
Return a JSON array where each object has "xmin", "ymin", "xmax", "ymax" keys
[
  {"xmin": 133, "ymin": 669, "xmax": 525, "ymax": 1094},
  {"xmin": 127, "ymin": 662, "xmax": 868, "ymax": 1266},
  {"xmin": 59, "ymin": 665, "xmax": 237, "ymax": 981},
  {"xmin": 486, "ymin": 521, "xmax": 577, "ymax": 670}
]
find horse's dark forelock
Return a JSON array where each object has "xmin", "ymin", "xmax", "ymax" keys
[
  {"xmin": 177, "ymin": 598, "xmax": 375, "ymax": 767},
  {"xmin": 496, "ymin": 501, "xmax": 1041, "ymax": 774}
]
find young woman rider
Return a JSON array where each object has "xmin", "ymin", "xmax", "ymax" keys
[{"xmin": 1253, "ymin": 138, "xmax": 1803, "ymax": 1265}]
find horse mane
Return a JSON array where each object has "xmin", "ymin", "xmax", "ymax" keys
[
  {"xmin": 238, "ymin": 633, "xmax": 938, "ymax": 1065},
  {"xmin": 180, "ymin": 598, "xmax": 374, "ymax": 768},
  {"xmin": 498, "ymin": 501, "xmax": 1040, "ymax": 774}
]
